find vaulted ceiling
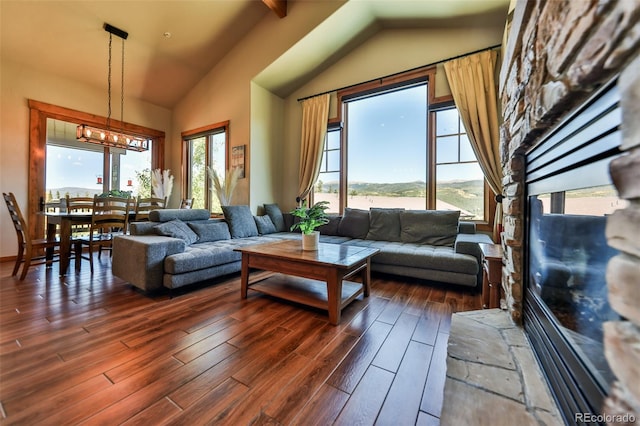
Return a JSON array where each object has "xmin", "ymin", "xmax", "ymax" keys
[{"xmin": 1, "ymin": 0, "xmax": 510, "ymax": 109}]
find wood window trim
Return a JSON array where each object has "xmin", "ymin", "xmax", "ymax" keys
[
  {"xmin": 322, "ymin": 66, "xmax": 495, "ymax": 228},
  {"xmin": 429, "ymin": 105, "xmax": 496, "ymax": 229},
  {"xmin": 335, "ymin": 66, "xmax": 441, "ymax": 120},
  {"xmin": 181, "ymin": 120, "xmax": 230, "ymax": 211},
  {"xmin": 27, "ymin": 99, "xmax": 165, "ymax": 241}
]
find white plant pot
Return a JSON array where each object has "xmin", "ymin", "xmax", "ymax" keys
[{"xmin": 301, "ymin": 231, "xmax": 319, "ymax": 251}]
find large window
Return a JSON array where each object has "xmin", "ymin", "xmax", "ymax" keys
[
  {"xmin": 182, "ymin": 122, "xmax": 228, "ymax": 212},
  {"xmin": 314, "ymin": 72, "xmax": 488, "ymax": 223},
  {"xmin": 346, "ymin": 85, "xmax": 427, "ymax": 210},
  {"xmin": 45, "ymin": 119, "xmax": 153, "ymax": 203}
]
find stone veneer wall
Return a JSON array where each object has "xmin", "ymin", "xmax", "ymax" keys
[{"xmin": 499, "ymin": 0, "xmax": 639, "ymax": 421}]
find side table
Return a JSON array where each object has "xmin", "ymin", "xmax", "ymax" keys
[{"xmin": 479, "ymin": 243, "xmax": 503, "ymax": 309}]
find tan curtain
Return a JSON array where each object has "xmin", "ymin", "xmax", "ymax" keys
[
  {"xmin": 297, "ymin": 93, "xmax": 330, "ymax": 203},
  {"xmin": 444, "ymin": 50, "xmax": 503, "ymax": 241}
]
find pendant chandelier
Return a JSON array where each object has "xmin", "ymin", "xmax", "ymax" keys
[{"xmin": 77, "ymin": 23, "xmax": 150, "ymax": 152}]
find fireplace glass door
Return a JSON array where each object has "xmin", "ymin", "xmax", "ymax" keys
[
  {"xmin": 525, "ymin": 77, "xmax": 625, "ymax": 423},
  {"xmin": 528, "ymin": 185, "xmax": 624, "ymax": 389}
]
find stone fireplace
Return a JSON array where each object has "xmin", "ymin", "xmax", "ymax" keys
[{"xmin": 500, "ymin": 0, "xmax": 639, "ymax": 424}]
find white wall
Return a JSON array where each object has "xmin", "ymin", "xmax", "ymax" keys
[
  {"xmin": 171, "ymin": 0, "xmax": 345, "ymax": 214},
  {"xmin": 0, "ymin": 59, "xmax": 171, "ymax": 258},
  {"xmin": 250, "ymin": 82, "xmax": 285, "ymax": 212}
]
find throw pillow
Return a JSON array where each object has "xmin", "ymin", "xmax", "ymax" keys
[
  {"xmin": 187, "ymin": 221, "xmax": 231, "ymax": 242},
  {"xmin": 222, "ymin": 205, "xmax": 259, "ymax": 238},
  {"xmin": 400, "ymin": 210, "xmax": 460, "ymax": 247},
  {"xmin": 337, "ymin": 208, "xmax": 370, "ymax": 239},
  {"xmin": 154, "ymin": 219, "xmax": 199, "ymax": 245},
  {"xmin": 254, "ymin": 215, "xmax": 277, "ymax": 235},
  {"xmin": 150, "ymin": 208, "xmax": 210, "ymax": 222},
  {"xmin": 366, "ymin": 208, "xmax": 404, "ymax": 242},
  {"xmin": 317, "ymin": 215, "xmax": 341, "ymax": 235},
  {"xmin": 264, "ymin": 203, "xmax": 286, "ymax": 232}
]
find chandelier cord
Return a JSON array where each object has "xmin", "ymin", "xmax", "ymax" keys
[
  {"xmin": 107, "ymin": 33, "xmax": 112, "ymax": 131},
  {"xmin": 120, "ymin": 37, "xmax": 125, "ymax": 134}
]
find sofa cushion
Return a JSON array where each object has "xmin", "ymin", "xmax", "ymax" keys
[
  {"xmin": 337, "ymin": 208, "xmax": 370, "ymax": 239},
  {"xmin": 400, "ymin": 210, "xmax": 460, "ymax": 247},
  {"xmin": 317, "ymin": 215, "xmax": 341, "ymax": 236},
  {"xmin": 164, "ymin": 240, "xmax": 242, "ymax": 274},
  {"xmin": 150, "ymin": 208, "xmax": 210, "ymax": 222},
  {"xmin": 222, "ymin": 205, "xmax": 259, "ymax": 238},
  {"xmin": 188, "ymin": 221, "xmax": 231, "ymax": 243},
  {"xmin": 264, "ymin": 203, "xmax": 286, "ymax": 232},
  {"xmin": 347, "ymin": 239, "xmax": 478, "ymax": 275},
  {"xmin": 366, "ymin": 208, "xmax": 403, "ymax": 242},
  {"xmin": 254, "ymin": 215, "xmax": 277, "ymax": 235},
  {"xmin": 154, "ymin": 220, "xmax": 199, "ymax": 245}
]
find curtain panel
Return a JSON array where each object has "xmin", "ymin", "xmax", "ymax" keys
[
  {"xmin": 297, "ymin": 94, "xmax": 330, "ymax": 203},
  {"xmin": 444, "ymin": 50, "xmax": 503, "ymax": 241}
]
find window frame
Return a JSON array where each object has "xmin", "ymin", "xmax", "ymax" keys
[
  {"xmin": 181, "ymin": 120, "xmax": 230, "ymax": 213},
  {"xmin": 432, "ymin": 104, "xmax": 487, "ymax": 222},
  {"xmin": 313, "ymin": 66, "xmax": 494, "ymax": 231},
  {"xmin": 28, "ymin": 99, "xmax": 164, "ymax": 240}
]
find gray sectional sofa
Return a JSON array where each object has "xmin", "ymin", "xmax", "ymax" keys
[{"xmin": 112, "ymin": 205, "xmax": 493, "ymax": 293}]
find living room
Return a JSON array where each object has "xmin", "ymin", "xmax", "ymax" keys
[{"xmin": 2, "ymin": 0, "xmax": 639, "ymax": 425}]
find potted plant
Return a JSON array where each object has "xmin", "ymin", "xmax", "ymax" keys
[{"xmin": 290, "ymin": 200, "xmax": 330, "ymax": 251}]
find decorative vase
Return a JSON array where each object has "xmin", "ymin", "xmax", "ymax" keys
[{"xmin": 301, "ymin": 231, "xmax": 319, "ymax": 251}]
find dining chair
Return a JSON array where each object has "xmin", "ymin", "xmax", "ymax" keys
[
  {"xmin": 134, "ymin": 196, "xmax": 166, "ymax": 221},
  {"xmin": 3, "ymin": 192, "xmax": 60, "ymax": 280},
  {"xmin": 66, "ymin": 195, "xmax": 94, "ymax": 233},
  {"xmin": 74, "ymin": 195, "xmax": 131, "ymax": 274},
  {"xmin": 180, "ymin": 198, "xmax": 193, "ymax": 209}
]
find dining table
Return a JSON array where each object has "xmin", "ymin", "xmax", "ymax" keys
[{"xmin": 44, "ymin": 211, "xmax": 93, "ymax": 275}]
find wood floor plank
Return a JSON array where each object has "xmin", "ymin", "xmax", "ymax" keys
[
  {"xmin": 376, "ymin": 340, "xmax": 434, "ymax": 425},
  {"xmin": 75, "ymin": 343, "xmax": 238, "ymax": 425},
  {"xmin": 0, "ymin": 259, "xmax": 482, "ymax": 425},
  {"xmin": 164, "ymin": 378, "xmax": 249, "ymax": 426},
  {"xmin": 213, "ymin": 352, "xmax": 311, "ymax": 425},
  {"xmin": 120, "ymin": 396, "xmax": 182, "ymax": 426},
  {"xmin": 420, "ymin": 330, "xmax": 450, "ymax": 417},
  {"xmin": 290, "ymin": 383, "xmax": 350, "ymax": 426},
  {"xmin": 326, "ymin": 321, "xmax": 392, "ymax": 393},
  {"xmin": 371, "ymin": 311, "xmax": 420, "ymax": 373},
  {"xmin": 412, "ymin": 301, "xmax": 446, "ymax": 346},
  {"xmin": 262, "ymin": 331, "xmax": 359, "ymax": 423},
  {"xmin": 333, "ymin": 366, "xmax": 395, "ymax": 426}
]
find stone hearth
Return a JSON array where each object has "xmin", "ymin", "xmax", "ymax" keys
[{"xmin": 441, "ymin": 310, "xmax": 561, "ymax": 426}]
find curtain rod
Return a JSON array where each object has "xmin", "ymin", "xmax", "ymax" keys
[{"xmin": 297, "ymin": 43, "xmax": 501, "ymax": 102}]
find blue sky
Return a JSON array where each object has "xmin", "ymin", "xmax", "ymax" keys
[
  {"xmin": 345, "ymin": 84, "xmax": 483, "ymax": 183},
  {"xmin": 46, "ymin": 143, "xmax": 150, "ymax": 192}
]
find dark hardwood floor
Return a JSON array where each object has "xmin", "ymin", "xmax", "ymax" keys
[{"xmin": 0, "ymin": 255, "xmax": 482, "ymax": 425}]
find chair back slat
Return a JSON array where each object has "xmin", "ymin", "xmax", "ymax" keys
[
  {"xmin": 4, "ymin": 192, "xmax": 60, "ymax": 279},
  {"xmin": 134, "ymin": 196, "xmax": 166, "ymax": 221},
  {"xmin": 66, "ymin": 195, "xmax": 95, "ymax": 235},
  {"xmin": 3, "ymin": 192, "xmax": 28, "ymax": 247},
  {"xmin": 90, "ymin": 195, "xmax": 131, "ymax": 237}
]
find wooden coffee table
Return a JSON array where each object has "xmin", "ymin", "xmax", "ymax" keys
[{"xmin": 236, "ymin": 240, "xmax": 379, "ymax": 325}]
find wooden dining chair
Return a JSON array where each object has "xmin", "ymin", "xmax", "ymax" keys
[
  {"xmin": 74, "ymin": 195, "xmax": 131, "ymax": 274},
  {"xmin": 3, "ymin": 192, "xmax": 60, "ymax": 280},
  {"xmin": 134, "ymin": 196, "xmax": 166, "ymax": 221},
  {"xmin": 66, "ymin": 195, "xmax": 94, "ymax": 234}
]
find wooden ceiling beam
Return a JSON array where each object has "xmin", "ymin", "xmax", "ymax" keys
[{"xmin": 262, "ymin": 0, "xmax": 287, "ymax": 18}]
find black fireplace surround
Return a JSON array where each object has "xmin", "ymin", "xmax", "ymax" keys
[{"xmin": 524, "ymin": 78, "xmax": 624, "ymax": 425}]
